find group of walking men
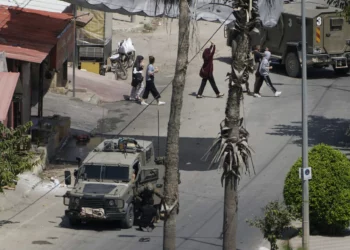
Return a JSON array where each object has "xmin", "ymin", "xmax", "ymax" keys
[
  {"xmin": 129, "ymin": 43, "xmax": 281, "ymax": 105},
  {"xmin": 196, "ymin": 43, "xmax": 282, "ymax": 98}
]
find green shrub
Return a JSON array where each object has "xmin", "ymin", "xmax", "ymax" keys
[
  {"xmin": 0, "ymin": 121, "xmax": 37, "ymax": 192},
  {"xmin": 283, "ymin": 144, "xmax": 350, "ymax": 235}
]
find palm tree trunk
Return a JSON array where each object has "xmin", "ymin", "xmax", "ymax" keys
[
  {"xmin": 222, "ymin": 6, "xmax": 254, "ymax": 249},
  {"xmin": 163, "ymin": 0, "xmax": 190, "ymax": 249},
  {"xmin": 222, "ymin": 85, "xmax": 241, "ymax": 250}
]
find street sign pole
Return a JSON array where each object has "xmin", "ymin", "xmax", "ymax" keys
[
  {"xmin": 301, "ymin": 0, "xmax": 310, "ymax": 248},
  {"xmin": 72, "ymin": 4, "xmax": 77, "ymax": 98}
]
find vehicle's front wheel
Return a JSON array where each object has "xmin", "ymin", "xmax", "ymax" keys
[
  {"xmin": 333, "ymin": 65, "xmax": 350, "ymax": 75},
  {"xmin": 121, "ymin": 204, "xmax": 134, "ymax": 229},
  {"xmin": 285, "ymin": 52, "xmax": 301, "ymax": 78},
  {"xmin": 115, "ymin": 61, "xmax": 128, "ymax": 80}
]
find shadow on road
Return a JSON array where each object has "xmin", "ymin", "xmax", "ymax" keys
[
  {"xmin": 214, "ymin": 56, "xmax": 231, "ymax": 65},
  {"xmin": 57, "ymin": 216, "xmax": 122, "ymax": 232},
  {"xmin": 0, "ymin": 220, "xmax": 19, "ymax": 227},
  {"xmin": 267, "ymin": 115, "xmax": 350, "ymax": 150},
  {"xmin": 57, "ymin": 133, "xmax": 218, "ymax": 172},
  {"xmin": 270, "ymin": 64, "xmax": 348, "ymax": 80}
]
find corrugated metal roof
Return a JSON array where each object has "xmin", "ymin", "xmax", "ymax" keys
[
  {"xmin": 0, "ymin": 72, "xmax": 19, "ymax": 121},
  {"xmin": 0, "ymin": 0, "xmax": 70, "ymax": 13},
  {"xmin": 0, "ymin": 5, "xmax": 73, "ymax": 63}
]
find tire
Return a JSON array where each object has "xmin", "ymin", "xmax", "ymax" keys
[
  {"xmin": 121, "ymin": 204, "xmax": 134, "ymax": 229},
  {"xmin": 128, "ymin": 51, "xmax": 135, "ymax": 68},
  {"xmin": 69, "ymin": 218, "xmax": 81, "ymax": 227},
  {"xmin": 333, "ymin": 65, "xmax": 350, "ymax": 75},
  {"xmin": 285, "ymin": 52, "xmax": 301, "ymax": 78}
]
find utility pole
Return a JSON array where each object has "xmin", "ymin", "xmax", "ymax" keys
[
  {"xmin": 301, "ymin": 0, "xmax": 310, "ymax": 248},
  {"xmin": 72, "ymin": 4, "xmax": 77, "ymax": 97}
]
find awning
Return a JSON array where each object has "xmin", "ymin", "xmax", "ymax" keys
[
  {"xmin": 0, "ymin": 72, "xmax": 19, "ymax": 121},
  {"xmin": 63, "ymin": 0, "xmax": 236, "ymax": 23},
  {"xmin": 0, "ymin": 44, "xmax": 51, "ymax": 64}
]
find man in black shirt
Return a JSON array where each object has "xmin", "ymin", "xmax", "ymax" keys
[{"xmin": 138, "ymin": 198, "xmax": 157, "ymax": 232}]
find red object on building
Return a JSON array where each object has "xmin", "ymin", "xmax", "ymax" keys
[
  {"xmin": 0, "ymin": 5, "xmax": 73, "ymax": 64},
  {"xmin": 0, "ymin": 72, "xmax": 20, "ymax": 127}
]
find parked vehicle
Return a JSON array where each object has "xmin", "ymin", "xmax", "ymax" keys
[
  {"xmin": 62, "ymin": 138, "xmax": 165, "ymax": 229},
  {"xmin": 225, "ymin": 0, "xmax": 350, "ymax": 77}
]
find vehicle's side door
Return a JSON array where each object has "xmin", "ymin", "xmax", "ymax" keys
[{"xmin": 137, "ymin": 165, "xmax": 164, "ymax": 205}]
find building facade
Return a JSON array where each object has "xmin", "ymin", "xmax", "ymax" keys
[{"xmin": 0, "ymin": 5, "xmax": 74, "ymax": 128}]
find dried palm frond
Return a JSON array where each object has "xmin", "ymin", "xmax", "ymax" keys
[{"xmin": 203, "ymin": 117, "xmax": 255, "ymax": 185}]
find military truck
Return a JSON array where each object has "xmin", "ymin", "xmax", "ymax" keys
[
  {"xmin": 225, "ymin": 0, "xmax": 350, "ymax": 77},
  {"xmin": 62, "ymin": 137, "xmax": 165, "ymax": 229}
]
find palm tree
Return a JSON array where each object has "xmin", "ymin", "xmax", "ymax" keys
[
  {"xmin": 202, "ymin": 0, "xmax": 276, "ymax": 249},
  {"xmin": 156, "ymin": 0, "xmax": 190, "ymax": 249},
  {"xmin": 158, "ymin": 0, "xmax": 278, "ymax": 249}
]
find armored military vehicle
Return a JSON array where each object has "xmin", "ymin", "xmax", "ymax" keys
[
  {"xmin": 62, "ymin": 137, "xmax": 165, "ymax": 229},
  {"xmin": 225, "ymin": 0, "xmax": 350, "ymax": 77}
]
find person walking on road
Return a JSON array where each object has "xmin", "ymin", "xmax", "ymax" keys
[
  {"xmin": 140, "ymin": 56, "xmax": 165, "ymax": 106},
  {"xmin": 252, "ymin": 45, "xmax": 263, "ymax": 97},
  {"xmin": 197, "ymin": 41, "xmax": 224, "ymax": 99},
  {"xmin": 130, "ymin": 55, "xmax": 144, "ymax": 101},
  {"xmin": 254, "ymin": 50, "xmax": 281, "ymax": 97}
]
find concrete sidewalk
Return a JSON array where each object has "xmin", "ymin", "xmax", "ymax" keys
[
  {"xmin": 0, "ymin": 172, "xmax": 67, "ymax": 220},
  {"xmin": 287, "ymin": 234, "xmax": 350, "ymax": 250},
  {"xmin": 66, "ymin": 68, "xmax": 131, "ymax": 104}
]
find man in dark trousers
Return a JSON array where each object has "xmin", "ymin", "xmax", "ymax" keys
[
  {"xmin": 252, "ymin": 45, "xmax": 264, "ymax": 97},
  {"xmin": 138, "ymin": 198, "xmax": 158, "ymax": 232},
  {"xmin": 197, "ymin": 41, "xmax": 224, "ymax": 98}
]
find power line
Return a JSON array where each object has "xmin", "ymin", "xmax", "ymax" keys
[{"xmin": 3, "ymin": 12, "xmax": 233, "ymax": 222}]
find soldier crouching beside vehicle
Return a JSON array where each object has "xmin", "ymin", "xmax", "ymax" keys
[
  {"xmin": 133, "ymin": 183, "xmax": 164, "ymax": 224},
  {"xmin": 138, "ymin": 198, "xmax": 158, "ymax": 232}
]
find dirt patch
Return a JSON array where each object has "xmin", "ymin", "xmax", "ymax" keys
[{"xmin": 41, "ymin": 164, "xmax": 76, "ymax": 183}]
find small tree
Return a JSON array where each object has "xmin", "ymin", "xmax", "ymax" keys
[
  {"xmin": 247, "ymin": 201, "xmax": 295, "ymax": 250},
  {"xmin": 0, "ymin": 121, "xmax": 36, "ymax": 192},
  {"xmin": 284, "ymin": 144, "xmax": 350, "ymax": 235}
]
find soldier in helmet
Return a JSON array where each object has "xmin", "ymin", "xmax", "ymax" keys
[{"xmin": 135, "ymin": 183, "xmax": 163, "ymax": 203}]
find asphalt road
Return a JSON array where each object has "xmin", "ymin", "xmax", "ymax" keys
[{"xmin": 1, "ymin": 21, "xmax": 350, "ymax": 250}]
